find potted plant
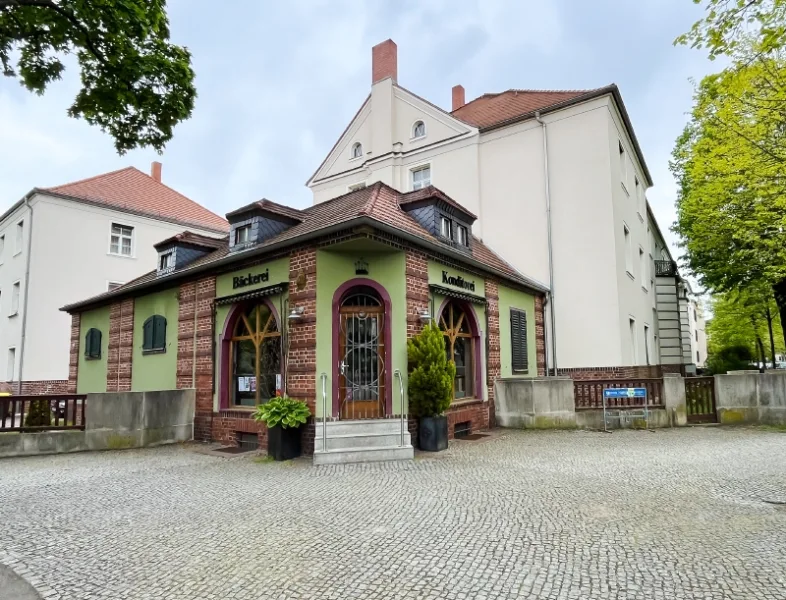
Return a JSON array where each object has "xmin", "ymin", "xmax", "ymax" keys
[
  {"xmin": 407, "ymin": 322, "xmax": 456, "ymax": 451},
  {"xmin": 253, "ymin": 394, "xmax": 311, "ymax": 461}
]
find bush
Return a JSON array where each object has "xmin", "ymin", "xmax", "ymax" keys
[
  {"xmin": 253, "ymin": 396, "xmax": 310, "ymax": 429},
  {"xmin": 705, "ymin": 345, "xmax": 755, "ymax": 375},
  {"xmin": 25, "ymin": 399, "xmax": 52, "ymax": 428},
  {"xmin": 407, "ymin": 322, "xmax": 456, "ymax": 418}
]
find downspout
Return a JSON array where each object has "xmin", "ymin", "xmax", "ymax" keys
[
  {"xmin": 17, "ymin": 195, "xmax": 34, "ymax": 395},
  {"xmin": 535, "ymin": 111, "xmax": 558, "ymax": 373}
]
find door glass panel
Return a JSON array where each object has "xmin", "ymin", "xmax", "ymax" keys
[
  {"xmin": 454, "ymin": 337, "xmax": 468, "ymax": 398},
  {"xmin": 233, "ymin": 339, "xmax": 256, "ymax": 407}
]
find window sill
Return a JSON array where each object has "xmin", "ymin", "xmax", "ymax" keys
[
  {"xmin": 222, "ymin": 406, "xmax": 256, "ymax": 415},
  {"xmin": 621, "ymin": 182, "xmax": 629, "ymax": 196},
  {"xmin": 108, "ymin": 252, "xmax": 135, "ymax": 259},
  {"xmin": 348, "ymin": 155, "xmax": 363, "ymax": 163},
  {"xmin": 642, "ymin": 286, "xmax": 649, "ymax": 293},
  {"xmin": 142, "ymin": 348, "xmax": 166, "ymax": 355},
  {"xmin": 626, "ymin": 271, "xmax": 635, "ymax": 281},
  {"xmin": 85, "ymin": 356, "xmax": 101, "ymax": 361},
  {"xmin": 12, "ymin": 250, "xmax": 21, "ymax": 257},
  {"xmin": 410, "ymin": 135, "xmax": 427, "ymax": 143},
  {"xmin": 637, "ymin": 212, "xmax": 644, "ymax": 223},
  {"xmin": 8, "ymin": 311, "xmax": 18, "ymax": 318},
  {"xmin": 450, "ymin": 397, "xmax": 484, "ymax": 409}
]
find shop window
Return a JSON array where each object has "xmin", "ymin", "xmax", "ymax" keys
[
  {"xmin": 231, "ymin": 303, "xmax": 281, "ymax": 407},
  {"xmin": 84, "ymin": 328, "xmax": 102, "ymax": 359},
  {"xmin": 142, "ymin": 315, "xmax": 167, "ymax": 353},
  {"xmin": 510, "ymin": 308, "xmax": 528, "ymax": 374},
  {"xmin": 439, "ymin": 301, "xmax": 476, "ymax": 400}
]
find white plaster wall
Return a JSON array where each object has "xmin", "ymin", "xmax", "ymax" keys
[
  {"xmin": 320, "ymin": 101, "xmax": 372, "ymax": 180},
  {"xmin": 18, "ymin": 194, "xmax": 223, "ymax": 382},
  {"xmin": 0, "ymin": 202, "xmax": 31, "ymax": 381}
]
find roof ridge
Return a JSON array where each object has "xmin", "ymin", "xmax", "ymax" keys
[
  {"xmin": 359, "ymin": 181, "xmax": 385, "ymax": 215},
  {"xmin": 44, "ymin": 166, "xmax": 137, "ymax": 191}
]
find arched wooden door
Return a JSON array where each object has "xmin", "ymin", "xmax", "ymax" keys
[{"xmin": 337, "ymin": 286, "xmax": 386, "ymax": 419}]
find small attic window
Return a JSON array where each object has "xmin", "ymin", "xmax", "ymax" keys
[
  {"xmin": 159, "ymin": 251, "xmax": 173, "ymax": 271},
  {"xmin": 235, "ymin": 225, "xmax": 251, "ymax": 245},
  {"xmin": 412, "ymin": 121, "xmax": 426, "ymax": 139},
  {"xmin": 351, "ymin": 142, "xmax": 363, "ymax": 159}
]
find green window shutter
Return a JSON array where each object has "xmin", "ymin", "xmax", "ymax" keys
[
  {"xmin": 143, "ymin": 317, "xmax": 154, "ymax": 352},
  {"xmin": 153, "ymin": 316, "xmax": 167, "ymax": 351},
  {"xmin": 510, "ymin": 309, "xmax": 528, "ymax": 374},
  {"xmin": 84, "ymin": 328, "xmax": 102, "ymax": 359}
]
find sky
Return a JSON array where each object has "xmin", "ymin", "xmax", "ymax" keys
[{"xmin": 0, "ymin": 0, "xmax": 721, "ymax": 261}]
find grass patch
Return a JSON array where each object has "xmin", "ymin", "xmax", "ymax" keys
[
  {"xmin": 252, "ymin": 455, "xmax": 275, "ymax": 464},
  {"xmin": 758, "ymin": 424, "xmax": 786, "ymax": 433}
]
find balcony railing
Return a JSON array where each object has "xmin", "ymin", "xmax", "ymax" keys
[{"xmin": 654, "ymin": 260, "xmax": 678, "ymax": 277}]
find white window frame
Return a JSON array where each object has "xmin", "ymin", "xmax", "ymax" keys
[
  {"xmin": 107, "ymin": 281, "xmax": 125, "ymax": 292},
  {"xmin": 234, "ymin": 225, "xmax": 251, "ymax": 245},
  {"xmin": 347, "ymin": 182, "xmax": 366, "ymax": 192},
  {"xmin": 639, "ymin": 246, "xmax": 648, "ymax": 290},
  {"xmin": 619, "ymin": 140, "xmax": 628, "ymax": 194},
  {"xmin": 440, "ymin": 216, "xmax": 452, "ymax": 240},
  {"xmin": 623, "ymin": 224, "xmax": 633, "ymax": 278},
  {"xmin": 9, "ymin": 280, "xmax": 20, "ymax": 317},
  {"xmin": 411, "ymin": 164, "xmax": 431, "ymax": 191},
  {"xmin": 7, "ymin": 347, "xmax": 16, "ymax": 382},
  {"xmin": 411, "ymin": 120, "xmax": 426, "ymax": 140},
  {"xmin": 350, "ymin": 142, "xmax": 363, "ymax": 160},
  {"xmin": 14, "ymin": 220, "xmax": 23, "ymax": 256},
  {"xmin": 456, "ymin": 224, "xmax": 468, "ymax": 246},
  {"xmin": 109, "ymin": 223, "xmax": 134, "ymax": 258},
  {"xmin": 159, "ymin": 251, "xmax": 174, "ymax": 270}
]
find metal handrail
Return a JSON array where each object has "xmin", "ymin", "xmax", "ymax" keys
[
  {"xmin": 320, "ymin": 372, "xmax": 327, "ymax": 451},
  {"xmin": 394, "ymin": 369, "xmax": 405, "ymax": 447}
]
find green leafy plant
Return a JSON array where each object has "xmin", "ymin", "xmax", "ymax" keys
[
  {"xmin": 25, "ymin": 399, "xmax": 51, "ymax": 428},
  {"xmin": 705, "ymin": 345, "xmax": 755, "ymax": 375},
  {"xmin": 253, "ymin": 396, "xmax": 310, "ymax": 429},
  {"xmin": 407, "ymin": 322, "xmax": 456, "ymax": 418}
]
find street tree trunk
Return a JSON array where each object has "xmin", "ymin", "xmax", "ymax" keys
[{"xmin": 766, "ymin": 306, "xmax": 777, "ymax": 369}]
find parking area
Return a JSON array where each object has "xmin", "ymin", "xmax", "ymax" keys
[{"xmin": 1, "ymin": 427, "xmax": 785, "ymax": 600}]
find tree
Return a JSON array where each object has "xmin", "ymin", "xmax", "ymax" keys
[
  {"xmin": 24, "ymin": 399, "xmax": 51, "ymax": 427},
  {"xmin": 705, "ymin": 344, "xmax": 755, "ymax": 374},
  {"xmin": 677, "ymin": 0, "xmax": 786, "ymax": 59},
  {"xmin": 407, "ymin": 323, "xmax": 455, "ymax": 418},
  {"xmin": 0, "ymin": 0, "xmax": 196, "ymax": 153},
  {"xmin": 671, "ymin": 48, "xmax": 786, "ymax": 348}
]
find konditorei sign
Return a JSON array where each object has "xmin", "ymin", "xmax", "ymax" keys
[
  {"xmin": 233, "ymin": 269, "xmax": 269, "ymax": 289},
  {"xmin": 442, "ymin": 270, "xmax": 475, "ymax": 292}
]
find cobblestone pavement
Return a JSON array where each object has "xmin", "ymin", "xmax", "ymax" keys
[{"xmin": 2, "ymin": 428, "xmax": 786, "ymax": 599}]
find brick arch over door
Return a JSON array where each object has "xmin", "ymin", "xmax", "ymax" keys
[{"xmin": 331, "ymin": 278, "xmax": 393, "ymax": 417}]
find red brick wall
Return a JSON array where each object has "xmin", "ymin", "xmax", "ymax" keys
[
  {"xmin": 372, "ymin": 39, "xmax": 397, "ymax": 84},
  {"xmin": 68, "ymin": 313, "xmax": 80, "ymax": 394},
  {"xmin": 106, "ymin": 299, "xmax": 134, "ymax": 392},
  {"xmin": 177, "ymin": 277, "xmax": 216, "ymax": 442},
  {"xmin": 535, "ymin": 295, "xmax": 546, "ymax": 376},
  {"xmin": 405, "ymin": 249, "xmax": 429, "ymax": 339},
  {"xmin": 19, "ymin": 380, "xmax": 69, "ymax": 395},
  {"xmin": 485, "ymin": 279, "xmax": 500, "ymax": 428}
]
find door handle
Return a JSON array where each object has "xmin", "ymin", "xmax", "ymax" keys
[{"xmin": 339, "ymin": 361, "xmax": 347, "ymax": 375}]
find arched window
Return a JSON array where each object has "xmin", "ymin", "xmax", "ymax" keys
[
  {"xmin": 142, "ymin": 315, "xmax": 167, "ymax": 353},
  {"xmin": 412, "ymin": 120, "xmax": 426, "ymax": 139},
  {"xmin": 231, "ymin": 303, "xmax": 281, "ymax": 406},
  {"xmin": 84, "ymin": 328, "xmax": 102, "ymax": 359},
  {"xmin": 439, "ymin": 302, "xmax": 476, "ymax": 400},
  {"xmin": 351, "ymin": 142, "xmax": 363, "ymax": 159}
]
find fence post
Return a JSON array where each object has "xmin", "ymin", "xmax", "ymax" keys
[{"xmin": 662, "ymin": 374, "xmax": 687, "ymax": 427}]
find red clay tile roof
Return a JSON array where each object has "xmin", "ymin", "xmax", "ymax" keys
[
  {"xmin": 451, "ymin": 89, "xmax": 598, "ymax": 129},
  {"xmin": 43, "ymin": 167, "xmax": 228, "ymax": 232},
  {"xmin": 63, "ymin": 182, "xmax": 545, "ymax": 311}
]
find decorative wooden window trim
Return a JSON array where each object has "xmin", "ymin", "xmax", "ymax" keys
[{"xmin": 439, "ymin": 301, "xmax": 477, "ymax": 401}]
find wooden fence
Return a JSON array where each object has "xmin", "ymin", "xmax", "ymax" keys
[
  {"xmin": 573, "ymin": 379, "xmax": 664, "ymax": 409},
  {"xmin": 0, "ymin": 395, "xmax": 86, "ymax": 432}
]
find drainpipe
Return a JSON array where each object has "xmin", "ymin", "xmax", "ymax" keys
[
  {"xmin": 535, "ymin": 111, "xmax": 558, "ymax": 374},
  {"xmin": 17, "ymin": 194, "xmax": 34, "ymax": 395}
]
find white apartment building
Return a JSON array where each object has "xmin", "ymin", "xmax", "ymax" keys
[
  {"xmin": 307, "ymin": 39, "xmax": 691, "ymax": 372},
  {"xmin": 0, "ymin": 163, "xmax": 227, "ymax": 393}
]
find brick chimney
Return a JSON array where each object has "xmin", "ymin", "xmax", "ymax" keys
[
  {"xmin": 150, "ymin": 161, "xmax": 162, "ymax": 183},
  {"xmin": 372, "ymin": 39, "xmax": 397, "ymax": 84},
  {"xmin": 452, "ymin": 85, "xmax": 465, "ymax": 111}
]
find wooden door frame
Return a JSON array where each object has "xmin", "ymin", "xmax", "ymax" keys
[{"xmin": 331, "ymin": 278, "xmax": 393, "ymax": 418}]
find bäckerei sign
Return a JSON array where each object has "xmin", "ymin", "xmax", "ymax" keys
[{"xmin": 233, "ymin": 269, "xmax": 269, "ymax": 289}]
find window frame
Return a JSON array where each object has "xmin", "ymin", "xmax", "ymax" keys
[
  {"xmin": 109, "ymin": 223, "xmax": 134, "ymax": 258},
  {"xmin": 439, "ymin": 216, "xmax": 452, "ymax": 240},
  {"xmin": 456, "ymin": 224, "xmax": 469, "ymax": 247},
  {"xmin": 229, "ymin": 303, "xmax": 282, "ymax": 407},
  {"xmin": 411, "ymin": 120, "xmax": 426, "ymax": 140},
  {"xmin": 0, "ymin": 234, "xmax": 5, "ymax": 263},
  {"xmin": 350, "ymin": 142, "xmax": 363, "ymax": 160},
  {"xmin": 7, "ymin": 347, "xmax": 15, "ymax": 382},
  {"xmin": 84, "ymin": 328, "xmax": 102, "ymax": 360},
  {"xmin": 9, "ymin": 280, "xmax": 20, "ymax": 317},
  {"xmin": 644, "ymin": 324, "xmax": 651, "ymax": 365},
  {"xmin": 623, "ymin": 224, "xmax": 633, "ymax": 278},
  {"xmin": 439, "ymin": 301, "xmax": 478, "ymax": 401},
  {"xmin": 639, "ymin": 246, "xmax": 647, "ymax": 290},
  {"xmin": 619, "ymin": 140, "xmax": 628, "ymax": 193},
  {"xmin": 629, "ymin": 317, "xmax": 637, "ymax": 364},
  {"xmin": 234, "ymin": 224, "xmax": 251, "ymax": 246},
  {"xmin": 411, "ymin": 164, "xmax": 431, "ymax": 191},
  {"xmin": 159, "ymin": 251, "xmax": 174, "ymax": 271},
  {"xmin": 14, "ymin": 220, "xmax": 23, "ymax": 255},
  {"xmin": 510, "ymin": 308, "xmax": 529, "ymax": 374},
  {"xmin": 142, "ymin": 315, "xmax": 167, "ymax": 354}
]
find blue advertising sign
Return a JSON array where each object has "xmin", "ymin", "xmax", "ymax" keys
[{"xmin": 603, "ymin": 388, "xmax": 647, "ymax": 399}]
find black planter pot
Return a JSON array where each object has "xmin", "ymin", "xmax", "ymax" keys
[
  {"xmin": 418, "ymin": 415, "xmax": 448, "ymax": 452},
  {"xmin": 267, "ymin": 425, "xmax": 302, "ymax": 461}
]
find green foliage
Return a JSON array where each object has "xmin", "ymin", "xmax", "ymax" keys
[
  {"xmin": 24, "ymin": 399, "xmax": 51, "ymax": 428},
  {"xmin": 676, "ymin": 0, "xmax": 786, "ymax": 59},
  {"xmin": 407, "ymin": 322, "xmax": 456, "ymax": 418},
  {"xmin": 708, "ymin": 288, "xmax": 784, "ymax": 356},
  {"xmin": 253, "ymin": 396, "xmax": 310, "ymax": 430},
  {"xmin": 0, "ymin": 0, "xmax": 196, "ymax": 154},
  {"xmin": 705, "ymin": 344, "xmax": 755, "ymax": 374}
]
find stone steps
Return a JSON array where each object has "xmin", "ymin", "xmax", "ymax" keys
[{"xmin": 313, "ymin": 418, "xmax": 414, "ymax": 465}]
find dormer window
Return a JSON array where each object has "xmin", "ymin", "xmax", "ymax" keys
[
  {"xmin": 351, "ymin": 142, "xmax": 363, "ymax": 159},
  {"xmin": 440, "ymin": 216, "xmax": 452, "ymax": 239},
  {"xmin": 235, "ymin": 225, "xmax": 251, "ymax": 245},
  {"xmin": 159, "ymin": 251, "xmax": 173, "ymax": 271},
  {"xmin": 412, "ymin": 121, "xmax": 426, "ymax": 139},
  {"xmin": 456, "ymin": 224, "xmax": 468, "ymax": 246}
]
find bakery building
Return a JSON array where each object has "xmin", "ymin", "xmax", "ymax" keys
[{"xmin": 62, "ymin": 182, "xmax": 547, "ymax": 456}]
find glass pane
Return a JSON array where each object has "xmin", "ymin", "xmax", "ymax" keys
[
  {"xmin": 454, "ymin": 337, "xmax": 469, "ymax": 398},
  {"xmin": 110, "ymin": 243, "xmax": 119, "ymax": 254},
  {"xmin": 111, "ymin": 225, "xmax": 121, "ymax": 235},
  {"xmin": 121, "ymin": 238, "xmax": 132, "ymax": 255},
  {"xmin": 233, "ymin": 339, "xmax": 256, "ymax": 407},
  {"xmin": 258, "ymin": 336, "xmax": 281, "ymax": 401}
]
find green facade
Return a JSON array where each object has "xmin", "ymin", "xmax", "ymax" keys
[
  {"xmin": 131, "ymin": 289, "xmax": 179, "ymax": 392},
  {"xmin": 498, "ymin": 284, "xmax": 537, "ymax": 377},
  {"xmin": 77, "ymin": 306, "xmax": 110, "ymax": 394},
  {"xmin": 315, "ymin": 247, "xmax": 407, "ymax": 417}
]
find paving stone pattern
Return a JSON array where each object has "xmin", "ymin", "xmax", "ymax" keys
[{"xmin": 1, "ymin": 428, "xmax": 786, "ymax": 599}]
